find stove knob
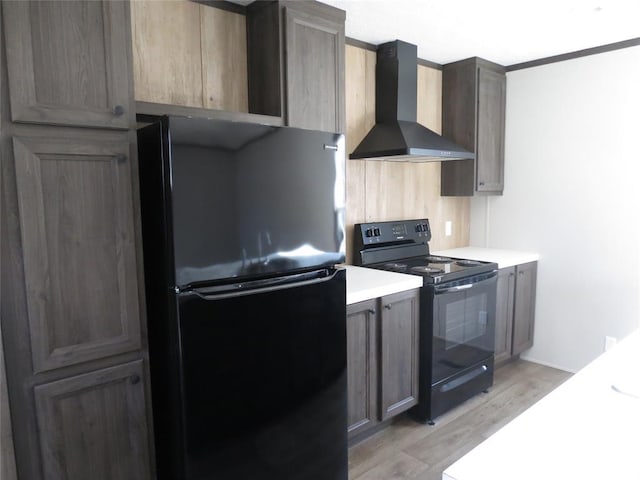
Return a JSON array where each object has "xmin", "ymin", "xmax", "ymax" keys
[
  {"xmin": 373, "ymin": 228, "xmax": 381, "ymax": 236},
  {"xmin": 365, "ymin": 228, "xmax": 373, "ymax": 238},
  {"xmin": 415, "ymin": 224, "xmax": 423, "ymax": 232}
]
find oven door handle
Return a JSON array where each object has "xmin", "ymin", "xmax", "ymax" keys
[{"xmin": 435, "ymin": 283, "xmax": 474, "ymax": 293}]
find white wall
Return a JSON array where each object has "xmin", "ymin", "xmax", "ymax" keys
[{"xmin": 470, "ymin": 46, "xmax": 640, "ymax": 373}]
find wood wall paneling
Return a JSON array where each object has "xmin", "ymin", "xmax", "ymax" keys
[
  {"xmin": 131, "ymin": 0, "xmax": 203, "ymax": 107},
  {"xmin": 200, "ymin": 6, "xmax": 248, "ymax": 112},
  {"xmin": 345, "ymin": 45, "xmax": 375, "ymax": 263},
  {"xmin": 417, "ymin": 65, "xmax": 442, "ymax": 132},
  {"xmin": 131, "ymin": 1, "xmax": 249, "ymax": 112}
]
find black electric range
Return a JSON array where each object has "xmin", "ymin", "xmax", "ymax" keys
[
  {"xmin": 353, "ymin": 218, "xmax": 497, "ymax": 283},
  {"xmin": 353, "ymin": 218, "xmax": 498, "ymax": 423}
]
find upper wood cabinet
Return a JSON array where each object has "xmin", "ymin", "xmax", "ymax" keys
[
  {"xmin": 12, "ymin": 130, "xmax": 142, "ymax": 373},
  {"xmin": 441, "ymin": 57, "xmax": 506, "ymax": 196},
  {"xmin": 2, "ymin": 1, "xmax": 133, "ymax": 129},
  {"xmin": 130, "ymin": 1, "xmax": 248, "ymax": 112},
  {"xmin": 247, "ymin": 0, "xmax": 346, "ymax": 132},
  {"xmin": 283, "ymin": 3, "xmax": 345, "ymax": 132}
]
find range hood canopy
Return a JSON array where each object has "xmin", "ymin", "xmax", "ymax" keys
[{"xmin": 350, "ymin": 40, "xmax": 474, "ymax": 162}]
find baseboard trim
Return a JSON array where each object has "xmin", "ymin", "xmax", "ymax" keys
[{"xmin": 519, "ymin": 354, "xmax": 576, "ymax": 374}]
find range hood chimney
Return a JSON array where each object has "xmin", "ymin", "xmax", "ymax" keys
[{"xmin": 350, "ymin": 40, "xmax": 473, "ymax": 162}]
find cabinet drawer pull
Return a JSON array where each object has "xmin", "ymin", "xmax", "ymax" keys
[
  {"xmin": 130, "ymin": 374, "xmax": 141, "ymax": 385},
  {"xmin": 115, "ymin": 154, "xmax": 127, "ymax": 163},
  {"xmin": 113, "ymin": 104, "xmax": 125, "ymax": 116}
]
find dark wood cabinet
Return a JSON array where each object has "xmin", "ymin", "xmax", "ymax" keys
[
  {"xmin": 1, "ymin": 2, "xmax": 152, "ymax": 479},
  {"xmin": 247, "ymin": 0, "xmax": 345, "ymax": 132},
  {"xmin": 494, "ymin": 267, "xmax": 516, "ymax": 365},
  {"xmin": 494, "ymin": 262, "xmax": 537, "ymax": 366},
  {"xmin": 12, "ymin": 130, "xmax": 142, "ymax": 373},
  {"xmin": 379, "ymin": 290, "xmax": 420, "ymax": 420},
  {"xmin": 34, "ymin": 361, "xmax": 151, "ymax": 480},
  {"xmin": 441, "ymin": 57, "xmax": 506, "ymax": 196},
  {"xmin": 2, "ymin": 0, "xmax": 133, "ymax": 129},
  {"xmin": 346, "ymin": 299, "xmax": 377, "ymax": 437},
  {"xmin": 512, "ymin": 262, "xmax": 537, "ymax": 355},
  {"xmin": 346, "ymin": 289, "xmax": 419, "ymax": 440}
]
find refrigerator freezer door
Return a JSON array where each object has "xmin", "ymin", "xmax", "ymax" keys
[{"xmin": 165, "ymin": 117, "xmax": 346, "ymax": 287}]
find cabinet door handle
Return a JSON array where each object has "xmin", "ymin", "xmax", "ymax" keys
[
  {"xmin": 113, "ymin": 104, "xmax": 125, "ymax": 116},
  {"xmin": 479, "ymin": 181, "xmax": 485, "ymax": 186},
  {"xmin": 384, "ymin": 304, "xmax": 392, "ymax": 310},
  {"xmin": 368, "ymin": 309, "xmax": 376, "ymax": 315},
  {"xmin": 130, "ymin": 374, "xmax": 141, "ymax": 385},
  {"xmin": 115, "ymin": 154, "xmax": 127, "ymax": 163},
  {"xmin": 519, "ymin": 271, "xmax": 524, "ymax": 276}
]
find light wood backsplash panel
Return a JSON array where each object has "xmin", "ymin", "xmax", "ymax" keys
[
  {"xmin": 345, "ymin": 45, "xmax": 375, "ymax": 263},
  {"xmin": 131, "ymin": 1, "xmax": 248, "ymax": 112},
  {"xmin": 200, "ymin": 6, "xmax": 248, "ymax": 112},
  {"xmin": 345, "ymin": 49, "xmax": 470, "ymax": 261},
  {"xmin": 131, "ymin": 0, "xmax": 203, "ymax": 107}
]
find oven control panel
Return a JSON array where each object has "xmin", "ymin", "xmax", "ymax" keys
[{"xmin": 354, "ymin": 219, "xmax": 431, "ymax": 246}]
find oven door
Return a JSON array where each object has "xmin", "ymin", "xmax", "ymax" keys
[{"xmin": 431, "ymin": 271, "xmax": 497, "ymax": 384}]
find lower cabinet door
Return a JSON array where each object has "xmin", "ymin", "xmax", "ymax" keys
[
  {"xmin": 512, "ymin": 262, "xmax": 537, "ymax": 356},
  {"xmin": 346, "ymin": 299, "xmax": 378, "ymax": 438},
  {"xmin": 494, "ymin": 267, "xmax": 516, "ymax": 365},
  {"xmin": 379, "ymin": 289, "xmax": 420, "ymax": 421},
  {"xmin": 33, "ymin": 361, "xmax": 151, "ymax": 480}
]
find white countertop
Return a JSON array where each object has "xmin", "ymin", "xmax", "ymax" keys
[
  {"xmin": 342, "ymin": 265, "xmax": 422, "ymax": 305},
  {"xmin": 442, "ymin": 329, "xmax": 640, "ymax": 480},
  {"xmin": 432, "ymin": 247, "xmax": 540, "ymax": 269}
]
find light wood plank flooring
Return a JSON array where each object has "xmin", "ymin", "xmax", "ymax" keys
[{"xmin": 348, "ymin": 360, "xmax": 572, "ymax": 480}]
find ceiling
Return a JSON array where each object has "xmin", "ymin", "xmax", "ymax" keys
[{"xmin": 234, "ymin": 0, "xmax": 640, "ymax": 66}]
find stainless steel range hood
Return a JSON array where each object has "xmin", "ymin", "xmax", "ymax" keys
[{"xmin": 350, "ymin": 40, "xmax": 474, "ymax": 162}]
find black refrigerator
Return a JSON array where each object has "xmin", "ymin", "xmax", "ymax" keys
[{"xmin": 137, "ymin": 116, "xmax": 348, "ymax": 480}]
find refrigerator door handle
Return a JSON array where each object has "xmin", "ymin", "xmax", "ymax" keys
[{"xmin": 187, "ymin": 269, "xmax": 342, "ymax": 301}]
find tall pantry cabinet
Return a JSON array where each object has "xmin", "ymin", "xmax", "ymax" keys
[{"xmin": 1, "ymin": 2, "xmax": 152, "ymax": 479}]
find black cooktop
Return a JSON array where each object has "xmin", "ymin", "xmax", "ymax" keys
[
  {"xmin": 353, "ymin": 219, "xmax": 497, "ymax": 284},
  {"xmin": 370, "ymin": 255, "xmax": 496, "ymax": 284}
]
